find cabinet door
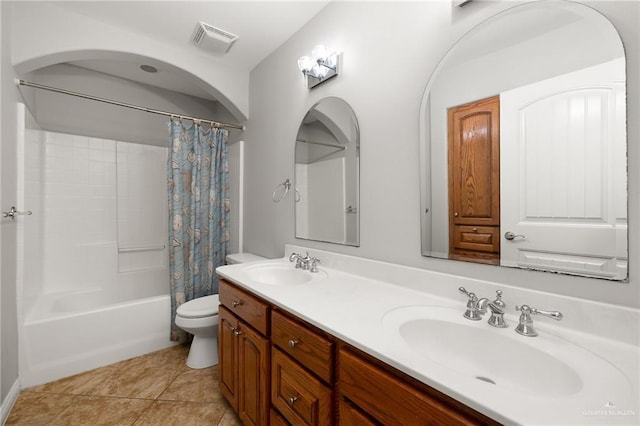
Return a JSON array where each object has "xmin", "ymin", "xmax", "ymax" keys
[
  {"xmin": 272, "ymin": 348, "xmax": 332, "ymax": 426},
  {"xmin": 219, "ymin": 306, "xmax": 240, "ymax": 410},
  {"xmin": 339, "ymin": 398, "xmax": 378, "ymax": 426},
  {"xmin": 238, "ymin": 323, "xmax": 270, "ymax": 426}
]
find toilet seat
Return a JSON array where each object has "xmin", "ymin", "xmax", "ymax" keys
[{"xmin": 176, "ymin": 295, "xmax": 219, "ymax": 319}]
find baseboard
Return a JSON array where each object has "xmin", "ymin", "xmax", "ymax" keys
[{"xmin": 0, "ymin": 379, "xmax": 21, "ymax": 425}]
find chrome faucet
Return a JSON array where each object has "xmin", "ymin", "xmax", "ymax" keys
[
  {"xmin": 288, "ymin": 251, "xmax": 321, "ymax": 272},
  {"xmin": 289, "ymin": 252, "xmax": 305, "ymax": 269},
  {"xmin": 514, "ymin": 305, "xmax": 563, "ymax": 337},
  {"xmin": 486, "ymin": 290, "xmax": 508, "ymax": 328},
  {"xmin": 458, "ymin": 287, "xmax": 488, "ymax": 321}
]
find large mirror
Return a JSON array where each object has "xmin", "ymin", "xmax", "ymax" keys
[
  {"xmin": 420, "ymin": 1, "xmax": 628, "ymax": 280},
  {"xmin": 295, "ymin": 97, "xmax": 360, "ymax": 246}
]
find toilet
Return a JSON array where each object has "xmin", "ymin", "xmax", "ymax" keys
[{"xmin": 175, "ymin": 252, "xmax": 267, "ymax": 369}]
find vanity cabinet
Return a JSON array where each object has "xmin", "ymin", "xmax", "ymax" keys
[
  {"xmin": 219, "ymin": 278, "xmax": 498, "ymax": 426},
  {"xmin": 271, "ymin": 310, "xmax": 335, "ymax": 425},
  {"xmin": 338, "ymin": 346, "xmax": 499, "ymax": 426},
  {"xmin": 219, "ymin": 281, "xmax": 270, "ymax": 426}
]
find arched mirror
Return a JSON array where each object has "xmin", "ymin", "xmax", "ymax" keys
[
  {"xmin": 295, "ymin": 97, "xmax": 360, "ymax": 246},
  {"xmin": 420, "ymin": 1, "xmax": 628, "ymax": 280}
]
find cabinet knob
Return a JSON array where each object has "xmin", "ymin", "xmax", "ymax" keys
[
  {"xmin": 232, "ymin": 300, "xmax": 243, "ymax": 308},
  {"xmin": 232, "ymin": 328, "xmax": 242, "ymax": 336},
  {"xmin": 288, "ymin": 339, "xmax": 298, "ymax": 349},
  {"xmin": 287, "ymin": 396, "xmax": 298, "ymax": 406}
]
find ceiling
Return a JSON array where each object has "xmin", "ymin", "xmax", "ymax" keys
[{"xmin": 56, "ymin": 1, "xmax": 330, "ymax": 100}]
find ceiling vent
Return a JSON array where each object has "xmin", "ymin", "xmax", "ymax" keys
[{"xmin": 191, "ymin": 22, "xmax": 239, "ymax": 54}]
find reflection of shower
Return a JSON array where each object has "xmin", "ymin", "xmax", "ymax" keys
[{"xmin": 296, "ymin": 138, "xmax": 346, "ymax": 164}]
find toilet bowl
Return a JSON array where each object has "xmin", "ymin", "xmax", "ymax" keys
[
  {"xmin": 176, "ymin": 253, "xmax": 268, "ymax": 369},
  {"xmin": 175, "ymin": 294, "xmax": 220, "ymax": 369}
]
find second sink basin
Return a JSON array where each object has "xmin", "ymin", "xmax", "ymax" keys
[{"xmin": 382, "ymin": 305, "xmax": 631, "ymax": 399}]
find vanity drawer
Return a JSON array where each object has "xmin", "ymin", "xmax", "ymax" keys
[
  {"xmin": 271, "ymin": 348, "xmax": 332, "ymax": 426},
  {"xmin": 338, "ymin": 348, "xmax": 477, "ymax": 426},
  {"xmin": 271, "ymin": 310, "xmax": 334, "ymax": 383},
  {"xmin": 219, "ymin": 279, "xmax": 269, "ymax": 335}
]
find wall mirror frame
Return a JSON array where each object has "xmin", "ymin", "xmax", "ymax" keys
[
  {"xmin": 295, "ymin": 97, "xmax": 360, "ymax": 246},
  {"xmin": 419, "ymin": 0, "xmax": 628, "ymax": 281}
]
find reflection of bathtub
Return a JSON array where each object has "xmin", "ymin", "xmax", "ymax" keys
[{"xmin": 20, "ymin": 283, "xmax": 175, "ymax": 388}]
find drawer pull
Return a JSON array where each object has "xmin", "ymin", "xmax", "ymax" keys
[
  {"xmin": 232, "ymin": 300, "xmax": 243, "ymax": 308},
  {"xmin": 287, "ymin": 396, "xmax": 298, "ymax": 406},
  {"xmin": 288, "ymin": 339, "xmax": 299, "ymax": 349}
]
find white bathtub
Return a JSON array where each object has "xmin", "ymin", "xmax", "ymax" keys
[{"xmin": 20, "ymin": 284, "xmax": 176, "ymax": 388}]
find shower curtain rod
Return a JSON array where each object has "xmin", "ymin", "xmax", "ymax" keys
[{"xmin": 17, "ymin": 79, "xmax": 245, "ymax": 131}]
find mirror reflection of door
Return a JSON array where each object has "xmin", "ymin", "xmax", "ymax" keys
[
  {"xmin": 448, "ymin": 96, "xmax": 500, "ymax": 265},
  {"xmin": 500, "ymin": 58, "xmax": 626, "ymax": 279}
]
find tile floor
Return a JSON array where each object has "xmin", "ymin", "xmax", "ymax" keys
[{"xmin": 6, "ymin": 345, "xmax": 241, "ymax": 425}]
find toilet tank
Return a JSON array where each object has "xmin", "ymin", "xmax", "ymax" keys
[{"xmin": 226, "ymin": 252, "xmax": 268, "ymax": 264}]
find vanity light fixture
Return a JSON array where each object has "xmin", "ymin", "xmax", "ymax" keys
[{"xmin": 297, "ymin": 45, "xmax": 340, "ymax": 89}]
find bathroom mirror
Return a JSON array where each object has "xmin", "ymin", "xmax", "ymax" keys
[
  {"xmin": 420, "ymin": 1, "xmax": 628, "ymax": 280},
  {"xmin": 295, "ymin": 97, "xmax": 360, "ymax": 246}
]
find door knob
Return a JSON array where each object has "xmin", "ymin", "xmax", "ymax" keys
[{"xmin": 504, "ymin": 231, "xmax": 525, "ymax": 241}]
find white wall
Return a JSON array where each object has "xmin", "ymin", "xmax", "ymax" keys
[
  {"xmin": 243, "ymin": 1, "xmax": 640, "ymax": 308},
  {"xmin": 0, "ymin": 0, "xmax": 20, "ymax": 406},
  {"xmin": 11, "ymin": 2, "xmax": 249, "ymax": 121}
]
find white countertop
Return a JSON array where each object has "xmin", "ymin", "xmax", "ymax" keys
[{"xmin": 216, "ymin": 245, "xmax": 640, "ymax": 425}]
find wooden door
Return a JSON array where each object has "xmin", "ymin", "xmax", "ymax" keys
[
  {"xmin": 238, "ymin": 323, "xmax": 270, "ymax": 426},
  {"xmin": 219, "ymin": 306, "xmax": 240, "ymax": 410},
  {"xmin": 500, "ymin": 58, "xmax": 627, "ymax": 279},
  {"xmin": 448, "ymin": 95, "xmax": 500, "ymax": 263}
]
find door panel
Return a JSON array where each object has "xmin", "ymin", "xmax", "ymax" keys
[
  {"xmin": 238, "ymin": 323, "xmax": 270, "ymax": 426},
  {"xmin": 448, "ymin": 96, "xmax": 500, "ymax": 262},
  {"xmin": 219, "ymin": 306, "xmax": 240, "ymax": 410},
  {"xmin": 500, "ymin": 58, "xmax": 627, "ymax": 279}
]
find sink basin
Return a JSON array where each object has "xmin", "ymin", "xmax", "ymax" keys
[
  {"xmin": 383, "ymin": 306, "xmax": 631, "ymax": 398},
  {"xmin": 244, "ymin": 263, "xmax": 324, "ymax": 286}
]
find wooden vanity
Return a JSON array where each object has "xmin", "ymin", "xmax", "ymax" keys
[{"xmin": 218, "ymin": 278, "xmax": 499, "ymax": 425}]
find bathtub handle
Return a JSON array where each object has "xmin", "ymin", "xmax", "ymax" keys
[{"xmin": 232, "ymin": 300, "xmax": 243, "ymax": 308}]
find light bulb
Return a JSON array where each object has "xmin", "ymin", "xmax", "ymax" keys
[
  {"xmin": 297, "ymin": 56, "xmax": 313, "ymax": 72},
  {"xmin": 311, "ymin": 45, "xmax": 329, "ymax": 63}
]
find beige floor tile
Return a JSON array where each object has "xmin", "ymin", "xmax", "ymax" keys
[
  {"xmin": 132, "ymin": 401, "xmax": 226, "ymax": 426},
  {"xmin": 5, "ymin": 391, "xmax": 75, "ymax": 425},
  {"xmin": 217, "ymin": 407, "xmax": 242, "ymax": 426},
  {"xmin": 30, "ymin": 364, "xmax": 117, "ymax": 395},
  {"xmin": 157, "ymin": 366, "xmax": 223, "ymax": 403},
  {"xmin": 49, "ymin": 395, "xmax": 152, "ymax": 426},
  {"xmin": 89, "ymin": 361, "xmax": 183, "ymax": 399}
]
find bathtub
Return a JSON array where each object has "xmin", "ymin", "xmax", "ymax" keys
[{"xmin": 20, "ymin": 283, "xmax": 176, "ymax": 388}]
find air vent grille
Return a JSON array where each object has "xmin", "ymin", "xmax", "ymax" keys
[{"xmin": 191, "ymin": 21, "xmax": 239, "ymax": 54}]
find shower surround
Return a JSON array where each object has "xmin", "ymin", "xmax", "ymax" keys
[{"xmin": 17, "ymin": 112, "xmax": 173, "ymax": 387}]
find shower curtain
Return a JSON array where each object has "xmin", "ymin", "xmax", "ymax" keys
[{"xmin": 168, "ymin": 120, "xmax": 230, "ymax": 342}]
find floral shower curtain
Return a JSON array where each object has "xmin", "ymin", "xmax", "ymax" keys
[{"xmin": 168, "ymin": 120, "xmax": 230, "ymax": 342}]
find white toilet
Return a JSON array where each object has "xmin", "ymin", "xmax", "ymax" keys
[{"xmin": 175, "ymin": 252, "xmax": 267, "ymax": 369}]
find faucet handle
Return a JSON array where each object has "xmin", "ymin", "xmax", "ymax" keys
[
  {"xmin": 492, "ymin": 290, "xmax": 506, "ymax": 309},
  {"xmin": 458, "ymin": 287, "xmax": 477, "ymax": 302},
  {"xmin": 309, "ymin": 257, "xmax": 321, "ymax": 273},
  {"xmin": 515, "ymin": 305, "xmax": 562, "ymax": 337},
  {"xmin": 515, "ymin": 305, "xmax": 563, "ymax": 321}
]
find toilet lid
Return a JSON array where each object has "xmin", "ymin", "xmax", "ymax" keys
[{"xmin": 176, "ymin": 295, "xmax": 220, "ymax": 318}]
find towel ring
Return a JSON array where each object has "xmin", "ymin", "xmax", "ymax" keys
[{"xmin": 272, "ymin": 179, "xmax": 292, "ymax": 202}]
